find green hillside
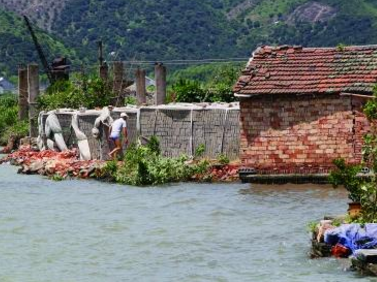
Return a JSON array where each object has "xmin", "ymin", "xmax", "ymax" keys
[
  {"xmin": 0, "ymin": 9, "xmax": 76, "ymax": 77},
  {"xmin": 52, "ymin": 0, "xmax": 240, "ymax": 62},
  {"xmin": 52, "ymin": 0, "xmax": 377, "ymax": 63},
  {"xmin": 236, "ymin": 0, "xmax": 377, "ymax": 49},
  {"xmin": 2, "ymin": 0, "xmax": 377, "ymax": 76}
]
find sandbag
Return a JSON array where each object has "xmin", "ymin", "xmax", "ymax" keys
[
  {"xmin": 37, "ymin": 111, "xmax": 46, "ymax": 151},
  {"xmin": 71, "ymin": 114, "xmax": 91, "ymax": 160},
  {"xmin": 45, "ymin": 113, "xmax": 68, "ymax": 152}
]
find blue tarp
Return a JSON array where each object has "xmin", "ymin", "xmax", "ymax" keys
[{"xmin": 325, "ymin": 224, "xmax": 377, "ymax": 253}]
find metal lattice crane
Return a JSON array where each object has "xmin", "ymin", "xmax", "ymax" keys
[
  {"xmin": 23, "ymin": 15, "xmax": 53, "ymax": 84},
  {"xmin": 24, "ymin": 16, "xmax": 70, "ymax": 84}
]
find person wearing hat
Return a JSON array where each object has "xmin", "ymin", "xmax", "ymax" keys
[{"xmin": 108, "ymin": 112, "xmax": 129, "ymax": 159}]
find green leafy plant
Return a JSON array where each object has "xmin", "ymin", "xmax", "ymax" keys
[
  {"xmin": 100, "ymin": 139, "xmax": 210, "ymax": 186},
  {"xmin": 307, "ymin": 221, "xmax": 318, "ymax": 233},
  {"xmin": 328, "ymin": 158, "xmax": 362, "ymax": 202},
  {"xmin": 169, "ymin": 79, "xmax": 209, "ymax": 103},
  {"xmin": 0, "ymin": 120, "xmax": 29, "ymax": 145},
  {"xmin": 357, "ymin": 182, "xmax": 377, "ymax": 223},
  {"xmin": 51, "ymin": 174, "xmax": 64, "ymax": 181},
  {"xmin": 147, "ymin": 135, "xmax": 161, "ymax": 156},
  {"xmin": 124, "ymin": 96, "xmax": 137, "ymax": 105},
  {"xmin": 336, "ymin": 43, "xmax": 346, "ymax": 52},
  {"xmin": 37, "ymin": 77, "xmax": 115, "ymax": 110},
  {"xmin": 0, "ymin": 94, "xmax": 28, "ymax": 145},
  {"xmin": 194, "ymin": 144, "xmax": 206, "ymax": 159},
  {"xmin": 217, "ymin": 153, "xmax": 230, "ymax": 165}
]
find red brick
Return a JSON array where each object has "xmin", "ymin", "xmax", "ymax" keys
[{"xmin": 240, "ymin": 95, "xmax": 371, "ymax": 173}]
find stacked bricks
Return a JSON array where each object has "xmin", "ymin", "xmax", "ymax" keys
[{"xmin": 239, "ymin": 94, "xmax": 370, "ymax": 174}]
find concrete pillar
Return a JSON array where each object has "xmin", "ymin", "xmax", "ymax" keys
[
  {"xmin": 155, "ymin": 63, "xmax": 166, "ymax": 105},
  {"xmin": 18, "ymin": 66, "xmax": 28, "ymax": 121},
  {"xmin": 135, "ymin": 68, "xmax": 146, "ymax": 105},
  {"xmin": 100, "ymin": 62, "xmax": 108, "ymax": 82},
  {"xmin": 27, "ymin": 64, "xmax": 39, "ymax": 137},
  {"xmin": 113, "ymin": 61, "xmax": 124, "ymax": 106}
]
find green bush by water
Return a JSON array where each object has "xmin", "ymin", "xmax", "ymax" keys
[
  {"xmin": 101, "ymin": 140, "xmax": 209, "ymax": 186},
  {"xmin": 0, "ymin": 94, "xmax": 28, "ymax": 145}
]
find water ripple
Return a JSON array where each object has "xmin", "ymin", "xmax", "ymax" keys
[{"xmin": 0, "ymin": 164, "xmax": 371, "ymax": 281}]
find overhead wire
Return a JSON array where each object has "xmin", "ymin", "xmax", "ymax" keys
[{"xmin": 112, "ymin": 58, "xmax": 249, "ymax": 65}]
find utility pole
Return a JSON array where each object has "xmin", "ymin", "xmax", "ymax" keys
[
  {"xmin": 98, "ymin": 41, "xmax": 108, "ymax": 81},
  {"xmin": 27, "ymin": 64, "xmax": 39, "ymax": 137},
  {"xmin": 18, "ymin": 65, "xmax": 28, "ymax": 120},
  {"xmin": 113, "ymin": 61, "xmax": 124, "ymax": 106},
  {"xmin": 155, "ymin": 63, "xmax": 167, "ymax": 105},
  {"xmin": 135, "ymin": 68, "xmax": 146, "ymax": 105}
]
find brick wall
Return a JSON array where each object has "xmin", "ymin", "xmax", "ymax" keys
[{"xmin": 240, "ymin": 94, "xmax": 370, "ymax": 174}]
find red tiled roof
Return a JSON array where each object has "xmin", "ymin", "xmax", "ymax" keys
[{"xmin": 233, "ymin": 45, "xmax": 377, "ymax": 96}]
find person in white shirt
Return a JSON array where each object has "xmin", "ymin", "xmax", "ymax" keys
[{"xmin": 108, "ymin": 112, "xmax": 128, "ymax": 159}]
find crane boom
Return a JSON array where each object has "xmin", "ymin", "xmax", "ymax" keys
[{"xmin": 23, "ymin": 15, "xmax": 53, "ymax": 84}]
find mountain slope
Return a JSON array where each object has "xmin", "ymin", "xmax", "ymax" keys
[
  {"xmin": 0, "ymin": 0, "xmax": 69, "ymax": 31},
  {"xmin": 1, "ymin": 0, "xmax": 377, "ymax": 74},
  {"xmin": 0, "ymin": 9, "xmax": 76, "ymax": 77},
  {"xmin": 235, "ymin": 0, "xmax": 377, "ymax": 50},
  {"xmin": 52, "ymin": 0, "xmax": 240, "ymax": 62}
]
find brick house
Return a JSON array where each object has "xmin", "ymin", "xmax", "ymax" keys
[{"xmin": 233, "ymin": 45, "xmax": 377, "ymax": 175}]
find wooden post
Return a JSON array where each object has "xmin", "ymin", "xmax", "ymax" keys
[
  {"xmin": 27, "ymin": 64, "xmax": 39, "ymax": 137},
  {"xmin": 18, "ymin": 66, "xmax": 28, "ymax": 120},
  {"xmin": 155, "ymin": 63, "xmax": 167, "ymax": 105},
  {"xmin": 135, "ymin": 68, "xmax": 146, "ymax": 105},
  {"xmin": 113, "ymin": 61, "xmax": 124, "ymax": 106}
]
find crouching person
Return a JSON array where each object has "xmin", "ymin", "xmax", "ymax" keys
[{"xmin": 108, "ymin": 113, "xmax": 129, "ymax": 159}]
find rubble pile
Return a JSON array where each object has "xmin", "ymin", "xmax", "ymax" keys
[
  {"xmin": 0, "ymin": 146, "xmax": 105, "ymax": 179},
  {"xmin": 207, "ymin": 164, "xmax": 240, "ymax": 182},
  {"xmin": 1, "ymin": 146, "xmax": 240, "ymax": 183}
]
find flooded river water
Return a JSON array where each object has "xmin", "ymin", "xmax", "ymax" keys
[{"xmin": 0, "ymin": 163, "xmax": 376, "ymax": 281}]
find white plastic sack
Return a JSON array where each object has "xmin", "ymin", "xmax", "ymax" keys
[
  {"xmin": 72, "ymin": 114, "xmax": 91, "ymax": 160},
  {"xmin": 45, "ymin": 113, "xmax": 68, "ymax": 152}
]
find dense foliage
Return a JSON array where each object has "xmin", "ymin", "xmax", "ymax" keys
[
  {"xmin": 3, "ymin": 0, "xmax": 377, "ymax": 77},
  {"xmin": 0, "ymin": 94, "xmax": 28, "ymax": 145},
  {"xmin": 52, "ymin": 0, "xmax": 377, "ymax": 64},
  {"xmin": 167, "ymin": 65, "xmax": 241, "ymax": 103},
  {"xmin": 329, "ymin": 159, "xmax": 362, "ymax": 203},
  {"xmin": 37, "ymin": 77, "xmax": 115, "ymax": 110},
  {"xmin": 101, "ymin": 140, "xmax": 209, "ymax": 186}
]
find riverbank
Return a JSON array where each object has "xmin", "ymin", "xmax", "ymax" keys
[{"xmin": 0, "ymin": 146, "xmax": 239, "ymax": 184}]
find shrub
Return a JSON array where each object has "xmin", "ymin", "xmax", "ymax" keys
[
  {"xmin": 328, "ymin": 158, "xmax": 362, "ymax": 202},
  {"xmin": 217, "ymin": 153, "xmax": 230, "ymax": 165},
  {"xmin": 101, "ymin": 140, "xmax": 209, "ymax": 186},
  {"xmin": 0, "ymin": 94, "xmax": 28, "ymax": 145},
  {"xmin": 38, "ymin": 77, "xmax": 115, "ymax": 110},
  {"xmin": 169, "ymin": 79, "xmax": 209, "ymax": 103},
  {"xmin": 194, "ymin": 144, "xmax": 205, "ymax": 159}
]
